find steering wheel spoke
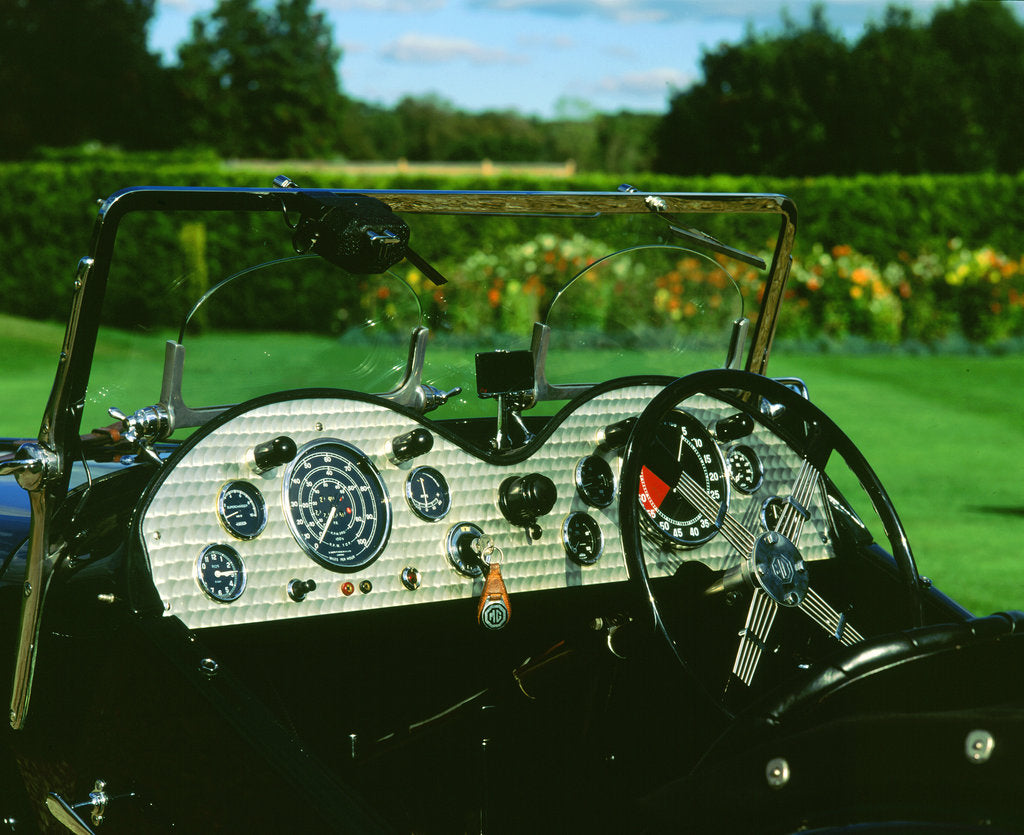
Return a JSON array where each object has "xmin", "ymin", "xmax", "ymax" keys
[
  {"xmin": 730, "ymin": 589, "xmax": 778, "ymax": 688},
  {"xmin": 800, "ymin": 586, "xmax": 864, "ymax": 646},
  {"xmin": 621, "ymin": 369, "xmax": 921, "ymax": 712}
]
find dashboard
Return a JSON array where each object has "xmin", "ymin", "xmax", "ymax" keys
[{"xmin": 137, "ymin": 381, "xmax": 837, "ymax": 631}]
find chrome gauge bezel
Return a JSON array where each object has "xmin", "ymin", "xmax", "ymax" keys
[
  {"xmin": 405, "ymin": 465, "xmax": 452, "ymax": 522},
  {"xmin": 216, "ymin": 480, "xmax": 268, "ymax": 540},
  {"xmin": 283, "ymin": 438, "xmax": 392, "ymax": 572},
  {"xmin": 195, "ymin": 543, "xmax": 247, "ymax": 603},
  {"xmin": 562, "ymin": 511, "xmax": 604, "ymax": 566},
  {"xmin": 574, "ymin": 454, "xmax": 616, "ymax": 508},
  {"xmin": 726, "ymin": 444, "xmax": 764, "ymax": 494},
  {"xmin": 637, "ymin": 408, "xmax": 729, "ymax": 548}
]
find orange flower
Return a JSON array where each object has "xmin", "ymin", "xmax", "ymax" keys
[
  {"xmin": 851, "ymin": 267, "xmax": 871, "ymax": 286},
  {"xmin": 850, "ymin": 286, "xmax": 863, "ymax": 299},
  {"xmin": 487, "ymin": 287, "xmax": 501, "ymax": 308},
  {"xmin": 806, "ymin": 277, "xmax": 822, "ymax": 292},
  {"xmin": 376, "ymin": 286, "xmax": 391, "ymax": 299},
  {"xmin": 832, "ymin": 244, "xmax": 852, "ymax": 258}
]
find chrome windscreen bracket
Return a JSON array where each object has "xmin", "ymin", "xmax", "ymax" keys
[{"xmin": 381, "ymin": 327, "xmax": 461, "ymax": 413}]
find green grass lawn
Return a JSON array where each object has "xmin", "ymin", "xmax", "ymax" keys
[{"xmin": 2, "ymin": 313, "xmax": 1021, "ymax": 615}]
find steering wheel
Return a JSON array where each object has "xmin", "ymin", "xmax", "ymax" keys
[{"xmin": 619, "ymin": 369, "xmax": 923, "ymax": 706}]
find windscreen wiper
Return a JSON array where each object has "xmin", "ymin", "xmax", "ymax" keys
[{"xmin": 618, "ymin": 183, "xmax": 767, "ymax": 270}]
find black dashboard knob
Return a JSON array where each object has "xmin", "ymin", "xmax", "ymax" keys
[
  {"xmin": 250, "ymin": 435, "xmax": 297, "ymax": 474},
  {"xmin": 390, "ymin": 427, "xmax": 433, "ymax": 464},
  {"xmin": 499, "ymin": 473, "xmax": 557, "ymax": 526},
  {"xmin": 601, "ymin": 417, "xmax": 637, "ymax": 450},
  {"xmin": 288, "ymin": 578, "xmax": 317, "ymax": 602}
]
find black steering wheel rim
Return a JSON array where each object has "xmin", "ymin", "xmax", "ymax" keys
[{"xmin": 619, "ymin": 369, "xmax": 923, "ymax": 705}]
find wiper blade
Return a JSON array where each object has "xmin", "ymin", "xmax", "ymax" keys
[
  {"xmin": 618, "ymin": 183, "xmax": 767, "ymax": 270},
  {"xmin": 666, "ymin": 224, "xmax": 766, "ymax": 270}
]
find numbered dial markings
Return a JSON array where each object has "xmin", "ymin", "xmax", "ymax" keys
[
  {"xmin": 727, "ymin": 445, "xmax": 764, "ymax": 494},
  {"xmin": 637, "ymin": 409, "xmax": 728, "ymax": 547},
  {"xmin": 405, "ymin": 466, "xmax": 452, "ymax": 521},
  {"xmin": 195, "ymin": 544, "xmax": 247, "ymax": 603},
  {"xmin": 562, "ymin": 512, "xmax": 604, "ymax": 566},
  {"xmin": 284, "ymin": 439, "xmax": 392, "ymax": 572},
  {"xmin": 217, "ymin": 480, "xmax": 268, "ymax": 540},
  {"xmin": 575, "ymin": 455, "xmax": 616, "ymax": 508}
]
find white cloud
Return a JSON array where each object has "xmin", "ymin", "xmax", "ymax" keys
[
  {"xmin": 380, "ymin": 33, "xmax": 524, "ymax": 64},
  {"xmin": 469, "ymin": 0, "xmax": 948, "ymax": 27},
  {"xmin": 595, "ymin": 67, "xmax": 694, "ymax": 96},
  {"xmin": 322, "ymin": 0, "xmax": 446, "ymax": 11}
]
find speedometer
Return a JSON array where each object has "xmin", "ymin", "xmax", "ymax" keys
[
  {"xmin": 284, "ymin": 439, "xmax": 392, "ymax": 572},
  {"xmin": 637, "ymin": 409, "xmax": 728, "ymax": 547}
]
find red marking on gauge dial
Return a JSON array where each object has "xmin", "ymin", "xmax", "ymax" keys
[{"xmin": 639, "ymin": 466, "xmax": 671, "ymax": 517}]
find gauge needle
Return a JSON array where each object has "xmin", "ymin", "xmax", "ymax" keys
[
  {"xmin": 318, "ymin": 505, "xmax": 337, "ymax": 546},
  {"xmin": 214, "ymin": 569, "xmax": 237, "ymax": 577}
]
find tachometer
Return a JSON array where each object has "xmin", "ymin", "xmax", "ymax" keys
[
  {"xmin": 727, "ymin": 445, "xmax": 763, "ymax": 494},
  {"xmin": 637, "ymin": 409, "xmax": 728, "ymax": 547},
  {"xmin": 284, "ymin": 439, "xmax": 392, "ymax": 572}
]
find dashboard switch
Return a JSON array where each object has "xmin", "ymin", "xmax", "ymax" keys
[
  {"xmin": 287, "ymin": 578, "xmax": 317, "ymax": 602},
  {"xmin": 499, "ymin": 473, "xmax": 557, "ymax": 527},
  {"xmin": 249, "ymin": 435, "xmax": 297, "ymax": 474},
  {"xmin": 389, "ymin": 427, "xmax": 434, "ymax": 464}
]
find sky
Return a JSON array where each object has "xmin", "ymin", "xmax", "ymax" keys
[{"xmin": 150, "ymin": 0, "xmax": 958, "ymax": 117}]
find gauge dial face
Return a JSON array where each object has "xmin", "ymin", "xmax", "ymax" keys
[
  {"xmin": 727, "ymin": 445, "xmax": 764, "ymax": 494},
  {"xmin": 284, "ymin": 439, "xmax": 392, "ymax": 572},
  {"xmin": 637, "ymin": 409, "xmax": 728, "ymax": 547},
  {"xmin": 195, "ymin": 544, "xmax": 247, "ymax": 603},
  {"xmin": 217, "ymin": 480, "xmax": 268, "ymax": 540},
  {"xmin": 405, "ymin": 466, "xmax": 451, "ymax": 521},
  {"xmin": 761, "ymin": 496, "xmax": 787, "ymax": 531},
  {"xmin": 562, "ymin": 512, "xmax": 604, "ymax": 565},
  {"xmin": 575, "ymin": 455, "xmax": 615, "ymax": 508}
]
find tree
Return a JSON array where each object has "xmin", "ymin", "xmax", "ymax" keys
[
  {"xmin": 0, "ymin": 0, "xmax": 174, "ymax": 158},
  {"xmin": 175, "ymin": 0, "xmax": 347, "ymax": 158},
  {"xmin": 655, "ymin": 0, "xmax": 1024, "ymax": 176}
]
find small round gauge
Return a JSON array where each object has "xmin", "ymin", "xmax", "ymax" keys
[
  {"xmin": 575, "ymin": 455, "xmax": 615, "ymax": 508},
  {"xmin": 562, "ymin": 512, "xmax": 604, "ymax": 566},
  {"xmin": 217, "ymin": 480, "xmax": 268, "ymax": 540},
  {"xmin": 761, "ymin": 496, "xmax": 787, "ymax": 531},
  {"xmin": 637, "ymin": 409, "xmax": 728, "ymax": 548},
  {"xmin": 195, "ymin": 544, "xmax": 247, "ymax": 603},
  {"xmin": 727, "ymin": 445, "xmax": 764, "ymax": 494},
  {"xmin": 284, "ymin": 439, "xmax": 392, "ymax": 572},
  {"xmin": 405, "ymin": 466, "xmax": 451, "ymax": 522}
]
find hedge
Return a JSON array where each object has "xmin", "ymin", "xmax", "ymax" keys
[{"xmin": 2, "ymin": 154, "xmax": 1023, "ymax": 343}]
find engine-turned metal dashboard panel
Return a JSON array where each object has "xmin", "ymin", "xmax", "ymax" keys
[{"xmin": 138, "ymin": 382, "xmax": 836, "ymax": 630}]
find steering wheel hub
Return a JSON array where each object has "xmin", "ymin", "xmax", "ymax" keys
[{"xmin": 750, "ymin": 531, "xmax": 807, "ymax": 607}]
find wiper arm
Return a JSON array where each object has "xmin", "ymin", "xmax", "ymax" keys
[
  {"xmin": 665, "ymin": 223, "xmax": 766, "ymax": 271},
  {"xmin": 618, "ymin": 183, "xmax": 767, "ymax": 270}
]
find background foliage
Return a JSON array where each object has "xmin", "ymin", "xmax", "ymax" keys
[
  {"xmin": 3, "ymin": 1, "xmax": 1023, "ymax": 177},
  {"xmin": 2, "ymin": 157, "xmax": 1023, "ymax": 345}
]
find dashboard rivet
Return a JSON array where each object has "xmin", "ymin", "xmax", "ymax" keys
[
  {"xmin": 315, "ymin": 421, "xmax": 324, "ymax": 431},
  {"xmin": 966, "ymin": 729, "xmax": 995, "ymax": 764},
  {"xmin": 199, "ymin": 657, "xmax": 219, "ymax": 677},
  {"xmin": 359, "ymin": 580, "xmax": 372, "ymax": 594},
  {"xmin": 766, "ymin": 757, "xmax": 790, "ymax": 788},
  {"xmin": 341, "ymin": 582, "xmax": 355, "ymax": 596}
]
